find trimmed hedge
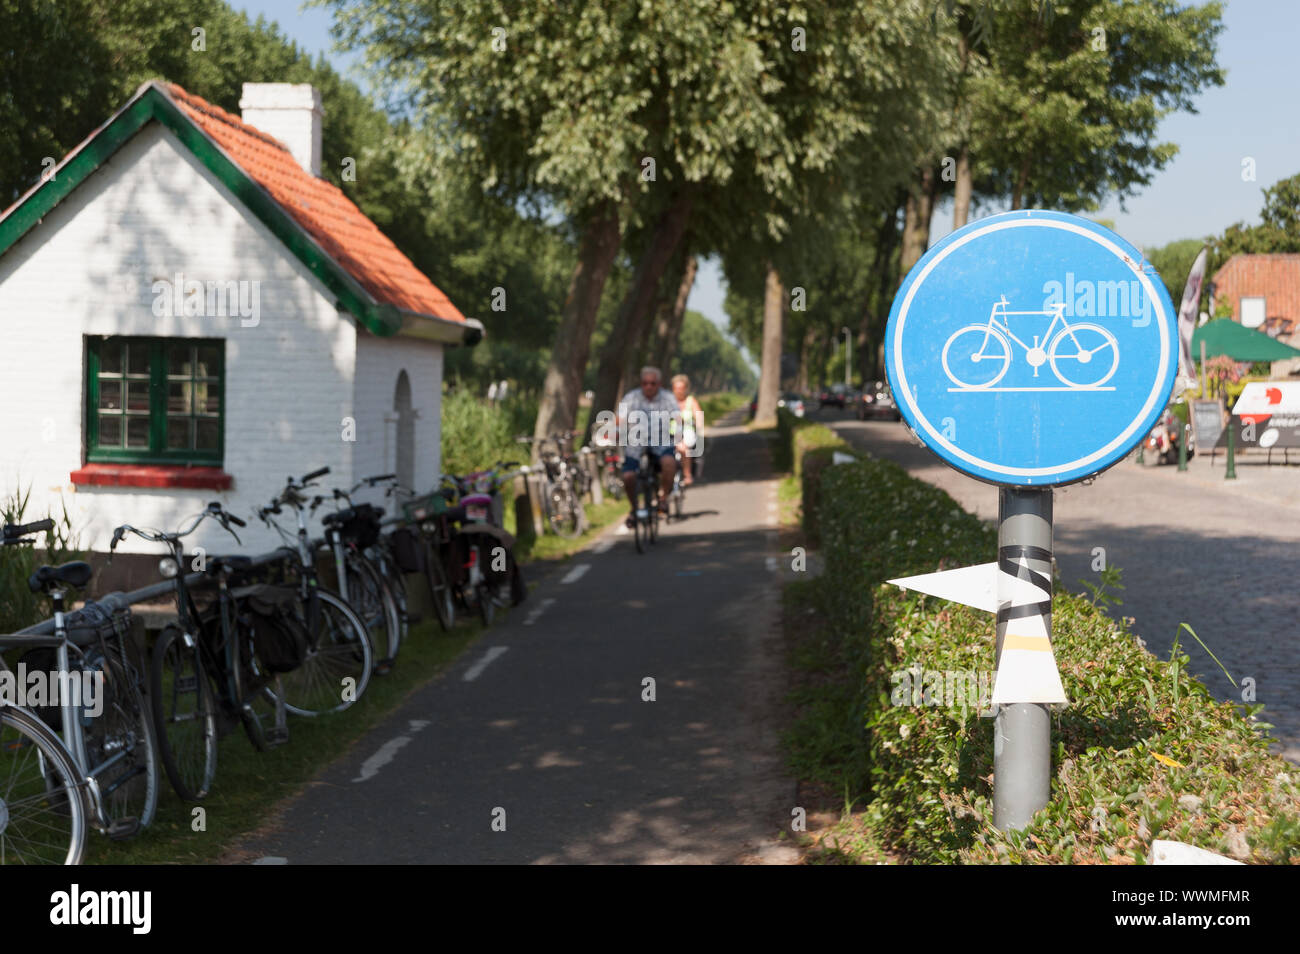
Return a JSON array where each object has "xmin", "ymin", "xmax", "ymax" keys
[
  {"xmin": 777, "ymin": 410, "xmax": 858, "ymax": 546},
  {"xmin": 792, "ymin": 425, "xmax": 1300, "ymax": 864}
]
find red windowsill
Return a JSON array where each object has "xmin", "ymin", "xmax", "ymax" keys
[{"xmin": 70, "ymin": 463, "xmax": 233, "ymax": 490}]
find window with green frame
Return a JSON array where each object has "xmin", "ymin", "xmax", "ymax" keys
[{"xmin": 87, "ymin": 337, "xmax": 224, "ymax": 465}]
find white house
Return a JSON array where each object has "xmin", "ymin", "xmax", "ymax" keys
[{"xmin": 0, "ymin": 80, "xmax": 481, "ymax": 563}]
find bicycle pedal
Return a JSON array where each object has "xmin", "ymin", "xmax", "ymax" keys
[
  {"xmin": 374, "ymin": 657, "xmax": 395, "ymax": 676},
  {"xmin": 105, "ymin": 816, "xmax": 141, "ymax": 840},
  {"xmin": 265, "ymin": 726, "xmax": 290, "ymax": 747}
]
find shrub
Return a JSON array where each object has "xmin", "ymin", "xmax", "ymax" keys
[
  {"xmin": 794, "ymin": 440, "xmax": 1300, "ymax": 863},
  {"xmin": 440, "ymin": 389, "xmax": 538, "ymax": 480}
]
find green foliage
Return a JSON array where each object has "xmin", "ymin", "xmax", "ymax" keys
[
  {"xmin": 698, "ymin": 392, "xmax": 748, "ymax": 425},
  {"xmin": 1143, "ymin": 238, "xmax": 1206, "ymax": 304},
  {"xmin": 967, "ymin": 0, "xmax": 1225, "ymax": 211},
  {"xmin": 0, "ymin": 485, "xmax": 82, "ymax": 632},
  {"xmin": 1212, "ymin": 172, "xmax": 1300, "ymax": 270},
  {"xmin": 784, "ymin": 431, "xmax": 1299, "ymax": 864},
  {"xmin": 673, "ymin": 311, "xmax": 755, "ymax": 395},
  {"xmin": 439, "ymin": 389, "xmax": 537, "ymax": 480}
]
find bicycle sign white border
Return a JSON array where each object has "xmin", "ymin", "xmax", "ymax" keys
[{"xmin": 888, "ymin": 213, "xmax": 1175, "ymax": 484}]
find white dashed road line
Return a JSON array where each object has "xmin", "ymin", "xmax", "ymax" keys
[
  {"xmin": 462, "ymin": 645, "xmax": 509, "ymax": 682},
  {"xmin": 352, "ymin": 735, "xmax": 413, "ymax": 783},
  {"xmin": 523, "ymin": 597, "xmax": 557, "ymax": 626},
  {"xmin": 591, "ymin": 535, "xmax": 616, "ymax": 554},
  {"xmin": 560, "ymin": 563, "xmax": 591, "ymax": 584}
]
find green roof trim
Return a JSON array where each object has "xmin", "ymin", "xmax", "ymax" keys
[{"xmin": 0, "ymin": 82, "xmax": 460, "ymax": 341}]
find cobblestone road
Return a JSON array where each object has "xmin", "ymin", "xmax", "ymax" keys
[{"xmin": 823, "ymin": 411, "xmax": 1300, "ymax": 764}]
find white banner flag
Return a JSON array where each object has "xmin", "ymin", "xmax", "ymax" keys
[{"xmin": 1178, "ymin": 247, "xmax": 1208, "ymax": 385}]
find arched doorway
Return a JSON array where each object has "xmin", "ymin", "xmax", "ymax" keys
[{"xmin": 394, "ymin": 371, "xmax": 415, "ymax": 494}]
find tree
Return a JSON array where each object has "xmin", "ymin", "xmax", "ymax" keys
[
  {"xmin": 1213, "ymin": 172, "xmax": 1300, "ymax": 267},
  {"xmin": 326, "ymin": 0, "xmax": 797, "ymax": 448}
]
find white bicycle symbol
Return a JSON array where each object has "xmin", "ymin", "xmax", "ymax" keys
[{"xmin": 940, "ymin": 296, "xmax": 1120, "ymax": 390}]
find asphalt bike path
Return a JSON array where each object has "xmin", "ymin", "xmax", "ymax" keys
[{"xmin": 231, "ymin": 416, "xmax": 798, "ymax": 863}]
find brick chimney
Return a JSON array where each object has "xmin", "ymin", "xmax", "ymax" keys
[{"xmin": 238, "ymin": 83, "xmax": 323, "ymax": 177}]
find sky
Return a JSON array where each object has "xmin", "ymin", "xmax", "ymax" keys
[{"xmin": 236, "ymin": 0, "xmax": 1296, "ymax": 360}]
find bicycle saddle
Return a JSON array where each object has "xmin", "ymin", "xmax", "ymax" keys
[
  {"xmin": 207, "ymin": 554, "xmax": 253, "ymax": 576},
  {"xmin": 28, "ymin": 561, "xmax": 93, "ymax": 593}
]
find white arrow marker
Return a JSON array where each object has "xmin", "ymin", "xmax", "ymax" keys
[{"xmin": 888, "ymin": 557, "xmax": 1066, "ymax": 705}]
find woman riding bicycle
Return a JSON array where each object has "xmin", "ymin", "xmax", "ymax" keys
[{"xmin": 671, "ymin": 374, "xmax": 704, "ymax": 485}]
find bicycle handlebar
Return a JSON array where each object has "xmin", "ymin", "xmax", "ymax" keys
[
  {"xmin": 2, "ymin": 518, "xmax": 54, "ymax": 543},
  {"xmin": 302, "ymin": 466, "xmax": 330, "ymax": 484}
]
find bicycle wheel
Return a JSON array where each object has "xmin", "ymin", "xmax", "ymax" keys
[
  {"xmin": 232, "ymin": 612, "xmax": 275, "ymax": 752},
  {"xmin": 1048, "ymin": 323, "xmax": 1120, "ymax": 388},
  {"xmin": 150, "ymin": 626, "xmax": 218, "ymax": 801},
  {"xmin": 0, "ymin": 706, "xmax": 87, "ymax": 865},
  {"xmin": 941, "ymin": 325, "xmax": 1012, "ymax": 389},
  {"xmin": 375, "ymin": 551, "xmax": 410, "ymax": 643},
  {"xmin": 274, "ymin": 589, "xmax": 373, "ymax": 717},
  {"xmin": 424, "ymin": 538, "xmax": 456, "ymax": 631},
  {"xmin": 81, "ymin": 648, "xmax": 160, "ymax": 830},
  {"xmin": 345, "ymin": 555, "xmax": 399, "ymax": 668},
  {"xmin": 547, "ymin": 484, "xmax": 582, "ymax": 538}
]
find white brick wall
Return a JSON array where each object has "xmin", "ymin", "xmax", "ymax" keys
[
  {"xmin": 0, "ymin": 122, "xmax": 398, "ymax": 557},
  {"xmin": 349, "ymin": 332, "xmax": 443, "ymax": 513}
]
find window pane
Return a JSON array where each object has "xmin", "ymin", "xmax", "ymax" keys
[
  {"xmin": 99, "ymin": 340, "xmax": 123, "ymax": 374},
  {"xmin": 167, "ymin": 381, "xmax": 191, "ymax": 414},
  {"xmin": 99, "ymin": 380, "xmax": 122, "ymax": 410},
  {"xmin": 195, "ymin": 343, "xmax": 221, "ymax": 379},
  {"xmin": 126, "ymin": 381, "xmax": 151, "ymax": 412},
  {"xmin": 196, "ymin": 418, "xmax": 220, "ymax": 451},
  {"xmin": 197, "ymin": 380, "xmax": 220, "ymax": 414},
  {"xmin": 168, "ymin": 344, "xmax": 192, "ymax": 378},
  {"xmin": 126, "ymin": 417, "xmax": 150, "ymax": 449},
  {"xmin": 167, "ymin": 417, "xmax": 192, "ymax": 450},
  {"xmin": 98, "ymin": 415, "xmax": 122, "ymax": 446},
  {"xmin": 126, "ymin": 342, "xmax": 150, "ymax": 376}
]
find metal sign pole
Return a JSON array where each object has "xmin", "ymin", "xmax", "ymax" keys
[{"xmin": 993, "ymin": 486, "xmax": 1053, "ymax": 831}]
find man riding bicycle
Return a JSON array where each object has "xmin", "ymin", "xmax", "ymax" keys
[{"xmin": 619, "ymin": 366, "xmax": 678, "ymax": 527}]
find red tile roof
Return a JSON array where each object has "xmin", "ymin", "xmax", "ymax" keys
[
  {"xmin": 1211, "ymin": 254, "xmax": 1300, "ymax": 338},
  {"xmin": 164, "ymin": 83, "xmax": 464, "ymax": 324}
]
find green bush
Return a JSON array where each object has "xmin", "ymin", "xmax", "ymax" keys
[
  {"xmin": 798, "ymin": 450, "xmax": 1300, "ymax": 864},
  {"xmin": 440, "ymin": 389, "xmax": 537, "ymax": 480},
  {"xmin": 775, "ymin": 409, "xmax": 858, "ymax": 545}
]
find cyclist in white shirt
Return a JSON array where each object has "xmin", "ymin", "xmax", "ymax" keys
[{"xmin": 618, "ymin": 366, "xmax": 679, "ymax": 526}]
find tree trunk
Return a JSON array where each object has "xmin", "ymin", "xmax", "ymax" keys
[
  {"xmin": 753, "ymin": 263, "xmax": 784, "ymax": 428},
  {"xmin": 533, "ymin": 203, "xmax": 621, "ymax": 448},
  {"xmin": 859, "ymin": 201, "xmax": 902, "ymax": 380},
  {"xmin": 899, "ymin": 165, "xmax": 936, "ymax": 279},
  {"xmin": 588, "ymin": 191, "xmax": 694, "ymax": 434},
  {"xmin": 651, "ymin": 253, "xmax": 697, "ymax": 370},
  {"xmin": 1011, "ymin": 154, "xmax": 1031, "ymax": 210},
  {"xmin": 953, "ymin": 144, "xmax": 972, "ymax": 229}
]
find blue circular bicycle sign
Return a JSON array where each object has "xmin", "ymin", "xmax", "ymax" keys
[{"xmin": 885, "ymin": 210, "xmax": 1178, "ymax": 486}]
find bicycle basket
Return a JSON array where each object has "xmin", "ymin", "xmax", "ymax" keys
[
  {"xmin": 401, "ymin": 491, "xmax": 448, "ymax": 523},
  {"xmin": 233, "ymin": 584, "xmax": 308, "ymax": 674},
  {"xmin": 328, "ymin": 504, "xmax": 383, "ymax": 549},
  {"xmin": 388, "ymin": 526, "xmax": 425, "ymax": 573}
]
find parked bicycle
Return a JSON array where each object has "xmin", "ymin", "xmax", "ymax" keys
[
  {"xmin": 1, "ymin": 518, "xmax": 160, "ymax": 864},
  {"xmin": 314, "ymin": 483, "xmax": 401, "ymax": 673},
  {"xmin": 255, "ymin": 467, "xmax": 374, "ymax": 716},
  {"xmin": 115, "ymin": 502, "xmax": 287, "ymax": 802},
  {"xmin": 518, "ymin": 431, "xmax": 587, "ymax": 538}
]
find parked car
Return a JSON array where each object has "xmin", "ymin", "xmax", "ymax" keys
[
  {"xmin": 818, "ymin": 384, "xmax": 847, "ymax": 410},
  {"xmin": 855, "ymin": 380, "xmax": 901, "ymax": 421},
  {"xmin": 778, "ymin": 392, "xmax": 807, "ymax": 417}
]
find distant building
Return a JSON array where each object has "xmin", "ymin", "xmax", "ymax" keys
[{"xmin": 1209, "ymin": 253, "xmax": 1300, "ymax": 375}]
